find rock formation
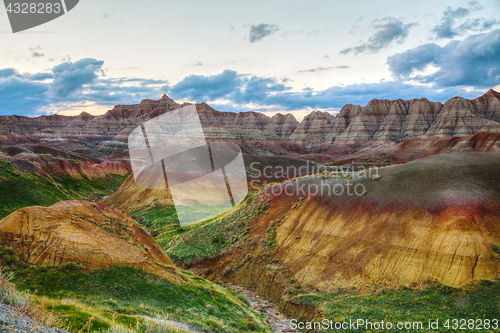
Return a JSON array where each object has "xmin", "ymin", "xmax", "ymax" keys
[
  {"xmin": 204, "ymin": 153, "xmax": 500, "ymax": 289},
  {"xmin": 0, "ymin": 200, "xmax": 180, "ymax": 281},
  {"xmin": 290, "ymin": 111, "xmax": 336, "ymax": 145},
  {"xmin": 0, "ymin": 152, "xmax": 130, "ymax": 180},
  {"xmin": 319, "ymin": 90, "xmax": 500, "ymax": 148},
  {"xmin": 1, "ymin": 90, "xmax": 499, "ymax": 157}
]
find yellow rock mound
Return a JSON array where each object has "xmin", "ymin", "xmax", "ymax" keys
[{"xmin": 0, "ymin": 200, "xmax": 180, "ymax": 282}]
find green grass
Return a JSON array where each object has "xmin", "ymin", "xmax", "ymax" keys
[
  {"xmin": 129, "ymin": 205, "xmax": 181, "ymax": 241},
  {"xmin": 265, "ymin": 228, "xmax": 277, "ymax": 249},
  {"xmin": 54, "ymin": 172, "xmax": 129, "ymax": 201},
  {"xmin": 11, "ymin": 264, "xmax": 271, "ymax": 333},
  {"xmin": 262, "ymin": 149, "xmax": 278, "ymax": 155},
  {"xmin": 161, "ymin": 196, "xmax": 259, "ymax": 264},
  {"xmin": 130, "ymin": 205, "xmax": 179, "ymax": 231},
  {"xmin": 0, "ymin": 160, "xmax": 128, "ymax": 219},
  {"xmin": 126, "ymin": 195, "xmax": 260, "ymax": 265},
  {"xmin": 294, "ymin": 280, "xmax": 500, "ymax": 332},
  {"xmin": 0, "ymin": 161, "xmax": 70, "ymax": 219},
  {"xmin": 46, "ymin": 304, "xmax": 111, "ymax": 332}
]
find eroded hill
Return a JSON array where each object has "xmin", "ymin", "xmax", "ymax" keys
[
  {"xmin": 0, "ymin": 200, "xmax": 273, "ymax": 332},
  {"xmin": 169, "ymin": 153, "xmax": 500, "ymax": 296},
  {"xmin": 0, "ymin": 200, "xmax": 180, "ymax": 280}
]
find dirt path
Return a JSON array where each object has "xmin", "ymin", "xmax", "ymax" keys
[{"xmin": 228, "ymin": 285, "xmax": 299, "ymax": 333}]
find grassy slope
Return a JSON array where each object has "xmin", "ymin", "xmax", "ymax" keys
[
  {"xmin": 0, "ymin": 160, "xmax": 128, "ymax": 219},
  {"xmin": 294, "ymin": 280, "xmax": 500, "ymax": 332},
  {"xmin": 147, "ymin": 157, "xmax": 500, "ymax": 331},
  {"xmin": 0, "ymin": 159, "xmax": 270, "ymax": 332},
  {"xmin": 130, "ymin": 195, "xmax": 263, "ymax": 265},
  {"xmin": 11, "ymin": 264, "xmax": 271, "ymax": 333},
  {"xmin": 0, "ymin": 160, "xmax": 69, "ymax": 219},
  {"xmin": 55, "ymin": 172, "xmax": 129, "ymax": 202}
]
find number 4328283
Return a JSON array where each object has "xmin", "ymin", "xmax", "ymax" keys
[
  {"xmin": 444, "ymin": 319, "xmax": 498, "ymax": 330},
  {"xmin": 6, "ymin": 2, "xmax": 61, "ymax": 14}
]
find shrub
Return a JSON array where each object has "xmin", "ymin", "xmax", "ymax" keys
[
  {"xmin": 492, "ymin": 243, "xmax": 500, "ymax": 254},
  {"xmin": 237, "ymin": 318, "xmax": 257, "ymax": 331},
  {"xmin": 212, "ymin": 233, "xmax": 224, "ymax": 244},
  {"xmin": 0, "ymin": 247, "xmax": 16, "ymax": 256},
  {"xmin": 61, "ymin": 262, "xmax": 85, "ymax": 271},
  {"xmin": 439, "ymin": 284, "xmax": 455, "ymax": 294},
  {"xmin": 3, "ymin": 255, "xmax": 19, "ymax": 265},
  {"xmin": 0, "ymin": 267, "xmax": 32, "ymax": 310}
]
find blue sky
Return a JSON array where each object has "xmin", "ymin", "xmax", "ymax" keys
[{"xmin": 0, "ymin": 0, "xmax": 499, "ymax": 117}]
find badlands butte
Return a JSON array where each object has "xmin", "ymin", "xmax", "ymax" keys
[{"xmin": 0, "ymin": 90, "xmax": 500, "ymax": 331}]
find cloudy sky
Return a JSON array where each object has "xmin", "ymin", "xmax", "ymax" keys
[{"xmin": 0, "ymin": 0, "xmax": 499, "ymax": 117}]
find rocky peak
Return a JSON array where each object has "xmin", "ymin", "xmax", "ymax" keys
[
  {"xmin": 74, "ymin": 111, "xmax": 95, "ymax": 122},
  {"xmin": 290, "ymin": 110, "xmax": 335, "ymax": 143},
  {"xmin": 485, "ymin": 88, "xmax": 500, "ymax": 98},
  {"xmin": 263, "ymin": 113, "xmax": 299, "ymax": 137},
  {"xmin": 160, "ymin": 93, "xmax": 173, "ymax": 102}
]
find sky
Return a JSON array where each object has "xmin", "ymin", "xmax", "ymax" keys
[{"xmin": 0, "ymin": 0, "xmax": 499, "ymax": 118}]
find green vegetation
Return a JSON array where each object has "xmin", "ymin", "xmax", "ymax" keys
[
  {"xmin": 130, "ymin": 203, "xmax": 232, "ymax": 234},
  {"xmin": 174, "ymin": 203, "xmax": 234, "ymax": 229},
  {"xmin": 54, "ymin": 172, "xmax": 129, "ymax": 202},
  {"xmin": 0, "ymin": 160, "xmax": 128, "ymax": 219},
  {"xmin": 0, "ymin": 266, "xmax": 31, "ymax": 310},
  {"xmin": 360, "ymin": 157, "xmax": 392, "ymax": 164},
  {"xmin": 127, "ymin": 194, "xmax": 262, "ymax": 265},
  {"xmin": 0, "ymin": 161, "xmax": 69, "ymax": 219},
  {"xmin": 294, "ymin": 280, "xmax": 500, "ymax": 332},
  {"xmin": 0, "ymin": 263, "xmax": 67, "ymax": 331},
  {"xmin": 0, "ymin": 247, "xmax": 19, "ymax": 265},
  {"xmin": 130, "ymin": 205, "xmax": 180, "ymax": 238},
  {"xmin": 11, "ymin": 264, "xmax": 271, "ymax": 332},
  {"xmin": 492, "ymin": 244, "xmax": 500, "ymax": 259},
  {"xmin": 265, "ymin": 228, "xmax": 277, "ymax": 249},
  {"xmin": 147, "ymin": 196, "xmax": 258, "ymax": 264}
]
